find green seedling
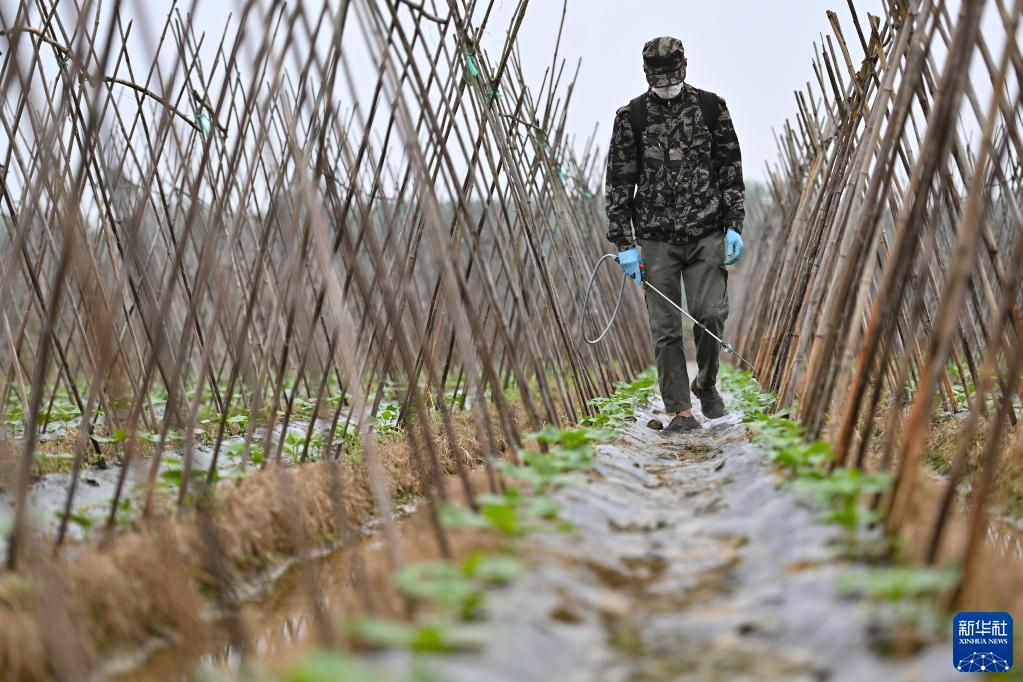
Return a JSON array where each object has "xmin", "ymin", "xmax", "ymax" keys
[
  {"xmin": 477, "ymin": 491, "xmax": 530, "ymax": 535},
  {"xmin": 371, "ymin": 403, "xmax": 401, "ymax": 438},
  {"xmin": 437, "ymin": 502, "xmax": 492, "ymax": 531},
  {"xmin": 132, "ymin": 430, "xmax": 164, "ymax": 444},
  {"xmin": 527, "ymin": 423, "xmax": 612, "ymax": 448},
  {"xmin": 291, "ymin": 397, "xmax": 316, "ymax": 419},
  {"xmin": 282, "ymin": 428, "xmax": 323, "ymax": 461},
  {"xmin": 500, "ymin": 447, "xmax": 591, "ymax": 492},
  {"xmin": 581, "ymin": 368, "xmax": 657, "ymax": 431},
  {"xmin": 276, "ymin": 650, "xmax": 385, "ymax": 682},
  {"xmin": 439, "ymin": 488, "xmax": 563, "ymax": 535},
  {"xmin": 719, "ymin": 365, "xmax": 776, "ymax": 417},
  {"xmin": 115, "ymin": 497, "xmax": 133, "ymax": 526},
  {"xmin": 332, "ymin": 421, "xmax": 361, "ymax": 454},
  {"xmin": 226, "ymin": 412, "xmax": 249, "ymax": 430},
  {"xmin": 768, "ymin": 436, "xmax": 830, "ymax": 476},
  {"xmin": 722, "ymin": 365, "xmax": 900, "ymax": 536},
  {"xmin": 226, "ymin": 440, "xmax": 264, "ymax": 467},
  {"xmin": 54, "ymin": 510, "xmax": 93, "ymax": 536},
  {"xmin": 745, "ymin": 412, "xmax": 835, "ymax": 477},
  {"xmin": 498, "ymin": 458, "xmax": 587, "ymax": 493},
  {"xmin": 90, "ymin": 427, "xmax": 129, "ymax": 445},
  {"xmin": 368, "ymin": 552, "xmax": 520, "ymax": 638},
  {"xmin": 3, "ymin": 400, "xmax": 26, "ymax": 425},
  {"xmin": 184, "ymin": 386, "xmax": 211, "ymax": 404},
  {"xmin": 33, "ymin": 451, "xmax": 75, "ymax": 475},
  {"xmin": 53, "ymin": 494, "xmax": 134, "ymax": 533},
  {"xmin": 944, "ymin": 362, "xmax": 977, "ymax": 409},
  {"xmin": 160, "ymin": 468, "xmax": 182, "ymax": 487},
  {"xmin": 443, "ymin": 390, "xmax": 465, "ymax": 409},
  {"xmin": 839, "ymin": 565, "xmax": 961, "ymax": 603},
  {"xmin": 345, "ymin": 617, "xmax": 492, "ymax": 653},
  {"xmin": 38, "ymin": 395, "xmax": 82, "ymax": 427},
  {"xmin": 460, "ymin": 551, "xmax": 525, "ymax": 585},
  {"xmin": 394, "ymin": 560, "xmax": 484, "ymax": 619},
  {"xmin": 793, "ymin": 468, "xmax": 892, "ymax": 530},
  {"xmin": 155, "ymin": 454, "xmax": 184, "ymax": 495}
]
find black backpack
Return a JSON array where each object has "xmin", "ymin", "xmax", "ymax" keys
[{"xmin": 629, "ymin": 88, "xmax": 720, "ymax": 172}]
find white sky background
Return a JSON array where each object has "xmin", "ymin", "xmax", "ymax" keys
[
  {"xmin": 484, "ymin": 0, "xmax": 892, "ymax": 182},
  {"xmin": 483, "ymin": 0, "xmax": 1010, "ymax": 184},
  {"xmin": 0, "ymin": 0, "xmax": 1009, "ymax": 190}
]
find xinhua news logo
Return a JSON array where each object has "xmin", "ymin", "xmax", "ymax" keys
[{"xmin": 953, "ymin": 612, "xmax": 1013, "ymax": 673}]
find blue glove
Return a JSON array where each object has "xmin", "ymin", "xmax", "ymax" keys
[
  {"xmin": 724, "ymin": 228, "xmax": 744, "ymax": 266},
  {"xmin": 618, "ymin": 246, "xmax": 643, "ymax": 284}
]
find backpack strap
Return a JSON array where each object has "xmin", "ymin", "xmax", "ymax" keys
[
  {"xmin": 628, "ymin": 88, "xmax": 720, "ymax": 181},
  {"xmin": 628, "ymin": 94, "xmax": 648, "ymax": 177},
  {"xmin": 697, "ymin": 88, "xmax": 725, "ymax": 228},
  {"xmin": 697, "ymin": 88, "xmax": 720, "ymax": 145}
]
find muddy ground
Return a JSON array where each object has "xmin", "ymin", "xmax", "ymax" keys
[
  {"xmin": 118, "ymin": 377, "xmax": 970, "ymax": 681},
  {"xmin": 369, "ymin": 396, "xmax": 956, "ymax": 682},
  {"xmin": 0, "ymin": 418, "xmax": 335, "ymax": 546}
]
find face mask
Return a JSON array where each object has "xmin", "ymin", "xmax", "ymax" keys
[{"xmin": 651, "ymin": 82, "xmax": 683, "ymax": 99}]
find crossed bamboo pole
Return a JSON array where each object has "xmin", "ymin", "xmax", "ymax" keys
[
  {"xmin": 732, "ymin": 0, "xmax": 1023, "ymax": 604},
  {"xmin": 0, "ymin": 0, "xmax": 652, "ymax": 611}
]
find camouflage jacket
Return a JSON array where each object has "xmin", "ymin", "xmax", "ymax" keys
[{"xmin": 604, "ymin": 84, "xmax": 745, "ymax": 249}]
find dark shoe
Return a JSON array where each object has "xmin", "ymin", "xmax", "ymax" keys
[
  {"xmin": 663, "ymin": 414, "xmax": 701, "ymax": 433},
  {"xmin": 692, "ymin": 380, "xmax": 726, "ymax": 419}
]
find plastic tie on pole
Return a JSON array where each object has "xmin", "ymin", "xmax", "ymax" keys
[
  {"xmin": 465, "ymin": 54, "xmax": 479, "ymax": 78},
  {"xmin": 556, "ymin": 169, "xmax": 568, "ymax": 183},
  {"xmin": 56, "ymin": 55, "xmax": 69, "ymax": 68},
  {"xmin": 195, "ymin": 112, "xmax": 210, "ymax": 135}
]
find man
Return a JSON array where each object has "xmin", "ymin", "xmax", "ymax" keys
[{"xmin": 605, "ymin": 36, "xmax": 745, "ymax": 433}]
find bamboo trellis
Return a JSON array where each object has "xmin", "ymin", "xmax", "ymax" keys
[
  {"xmin": 732, "ymin": 0, "xmax": 1023, "ymax": 606},
  {"xmin": 0, "ymin": 0, "xmax": 652, "ymax": 576}
]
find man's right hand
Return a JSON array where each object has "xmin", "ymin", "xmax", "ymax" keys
[{"xmin": 618, "ymin": 247, "xmax": 643, "ymax": 285}]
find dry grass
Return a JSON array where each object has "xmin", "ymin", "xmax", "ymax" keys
[
  {"xmin": 855, "ymin": 401, "xmax": 1023, "ymax": 623},
  {"xmin": 0, "ymin": 440, "xmax": 15, "ymax": 491},
  {"xmin": 916, "ymin": 413, "xmax": 1022, "ymax": 524},
  {"xmin": 0, "ymin": 614, "xmax": 48, "ymax": 682},
  {"xmin": 992, "ymin": 427, "xmax": 1023, "ymax": 519},
  {"xmin": 783, "ymin": 398, "xmax": 1020, "ymax": 673},
  {"xmin": 0, "ymin": 426, "xmax": 171, "ymax": 485},
  {"xmin": 0, "ymin": 400, "xmax": 534, "ymax": 680},
  {"xmin": 864, "ymin": 402, "xmax": 1021, "ymax": 524}
]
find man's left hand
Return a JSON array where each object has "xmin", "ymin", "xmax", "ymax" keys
[{"xmin": 724, "ymin": 228, "xmax": 744, "ymax": 266}]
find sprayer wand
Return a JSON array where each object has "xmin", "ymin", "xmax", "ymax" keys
[{"xmin": 581, "ymin": 253, "xmax": 755, "ymax": 372}]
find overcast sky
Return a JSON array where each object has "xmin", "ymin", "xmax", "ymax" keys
[
  {"xmin": 4, "ymin": 0, "xmax": 999, "ymax": 187},
  {"xmin": 480, "ymin": 0, "xmax": 889, "ymax": 182}
]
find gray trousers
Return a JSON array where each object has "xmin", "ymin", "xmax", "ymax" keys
[{"xmin": 639, "ymin": 232, "xmax": 729, "ymax": 414}]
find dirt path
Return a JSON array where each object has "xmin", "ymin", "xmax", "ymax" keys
[
  {"xmin": 115, "ymin": 378, "xmax": 961, "ymax": 681},
  {"xmin": 376, "ymin": 385, "xmax": 956, "ymax": 682}
]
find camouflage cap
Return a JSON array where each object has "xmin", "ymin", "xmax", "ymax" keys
[{"xmin": 642, "ymin": 36, "xmax": 686, "ymax": 87}]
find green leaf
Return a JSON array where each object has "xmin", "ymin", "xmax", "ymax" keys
[
  {"xmin": 279, "ymin": 650, "xmax": 384, "ymax": 682},
  {"xmin": 523, "ymin": 495, "xmax": 560, "ymax": 520},
  {"xmin": 838, "ymin": 566, "xmax": 961, "ymax": 602},
  {"xmin": 393, "ymin": 560, "xmax": 483, "ymax": 618},
  {"xmin": 462, "ymin": 553, "xmax": 524, "ymax": 584},
  {"xmin": 55, "ymin": 510, "xmax": 93, "ymax": 529},
  {"xmin": 438, "ymin": 503, "xmax": 490, "ymax": 530},
  {"xmin": 347, "ymin": 617, "xmax": 491, "ymax": 653},
  {"xmin": 478, "ymin": 494, "xmax": 523, "ymax": 535}
]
